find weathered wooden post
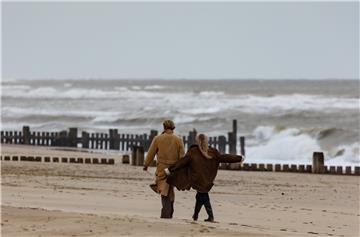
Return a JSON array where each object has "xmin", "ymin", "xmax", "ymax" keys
[
  {"xmin": 122, "ymin": 154, "xmax": 130, "ymax": 164},
  {"xmin": 109, "ymin": 129, "xmax": 119, "ymax": 150},
  {"xmin": 136, "ymin": 146, "xmax": 145, "ymax": 166},
  {"xmin": 312, "ymin": 152, "xmax": 325, "ymax": 174},
  {"xmin": 188, "ymin": 129, "xmax": 197, "ymax": 146},
  {"xmin": 109, "ymin": 129, "xmax": 114, "ymax": 149},
  {"xmin": 228, "ymin": 120, "xmax": 237, "ymax": 154},
  {"xmin": 68, "ymin": 128, "xmax": 78, "ymax": 147},
  {"xmin": 131, "ymin": 146, "xmax": 138, "ymax": 166},
  {"xmin": 59, "ymin": 131, "xmax": 68, "ymax": 146},
  {"xmin": 82, "ymin": 131, "xmax": 89, "ymax": 148},
  {"xmin": 22, "ymin": 126, "xmax": 31, "ymax": 145},
  {"xmin": 218, "ymin": 135, "xmax": 226, "ymax": 154},
  {"xmin": 240, "ymin": 136, "xmax": 245, "ymax": 156},
  {"xmin": 114, "ymin": 132, "xmax": 120, "ymax": 150}
]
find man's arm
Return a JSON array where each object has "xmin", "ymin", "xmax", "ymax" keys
[{"xmin": 143, "ymin": 137, "xmax": 158, "ymax": 169}]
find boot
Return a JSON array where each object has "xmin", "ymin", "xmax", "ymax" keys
[
  {"xmin": 161, "ymin": 195, "xmax": 172, "ymax": 218},
  {"xmin": 204, "ymin": 202, "xmax": 214, "ymax": 222},
  {"xmin": 192, "ymin": 200, "xmax": 202, "ymax": 221},
  {"xmin": 170, "ymin": 201, "xmax": 174, "ymax": 218}
]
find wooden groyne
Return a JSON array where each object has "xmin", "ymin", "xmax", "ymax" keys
[
  {"xmin": 0, "ymin": 120, "xmax": 243, "ymax": 154},
  {"xmin": 0, "ymin": 155, "xmax": 115, "ymax": 165},
  {"xmin": 130, "ymin": 147, "xmax": 360, "ymax": 176}
]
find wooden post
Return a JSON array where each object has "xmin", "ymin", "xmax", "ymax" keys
[
  {"xmin": 122, "ymin": 154, "xmax": 130, "ymax": 164},
  {"xmin": 95, "ymin": 133, "xmax": 100, "ymax": 149},
  {"xmin": 68, "ymin": 128, "xmax": 78, "ymax": 147},
  {"xmin": 82, "ymin": 131, "xmax": 89, "ymax": 148},
  {"xmin": 291, "ymin": 164, "xmax": 298, "ymax": 172},
  {"xmin": 131, "ymin": 146, "xmax": 138, "ymax": 166},
  {"xmin": 266, "ymin": 164, "xmax": 273, "ymax": 171},
  {"xmin": 312, "ymin": 152, "xmax": 325, "ymax": 174},
  {"xmin": 355, "ymin": 167, "xmax": 360, "ymax": 175},
  {"xmin": 240, "ymin": 136, "xmax": 245, "ymax": 156},
  {"xmin": 109, "ymin": 129, "xmax": 114, "ymax": 149},
  {"xmin": 218, "ymin": 135, "xmax": 226, "ymax": 153},
  {"xmin": 22, "ymin": 126, "xmax": 31, "ymax": 145},
  {"xmin": 188, "ymin": 129, "xmax": 197, "ymax": 146},
  {"xmin": 100, "ymin": 133, "xmax": 104, "ymax": 149},
  {"xmin": 114, "ymin": 133, "xmax": 120, "ymax": 150},
  {"xmin": 136, "ymin": 146, "xmax": 145, "ymax": 166},
  {"xmin": 229, "ymin": 120, "xmax": 237, "ymax": 154},
  {"xmin": 345, "ymin": 166, "xmax": 351, "ymax": 175},
  {"xmin": 336, "ymin": 166, "xmax": 343, "ymax": 175},
  {"xmin": 121, "ymin": 134, "xmax": 125, "ymax": 151},
  {"xmin": 59, "ymin": 131, "xmax": 68, "ymax": 146}
]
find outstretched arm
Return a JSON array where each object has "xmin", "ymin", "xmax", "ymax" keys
[
  {"xmin": 168, "ymin": 154, "xmax": 191, "ymax": 173},
  {"xmin": 218, "ymin": 154, "xmax": 245, "ymax": 163}
]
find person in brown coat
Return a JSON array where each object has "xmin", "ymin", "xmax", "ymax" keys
[
  {"xmin": 143, "ymin": 120, "xmax": 185, "ymax": 218},
  {"xmin": 165, "ymin": 133, "xmax": 244, "ymax": 222}
]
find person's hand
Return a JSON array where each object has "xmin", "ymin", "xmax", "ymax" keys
[
  {"xmin": 164, "ymin": 168, "xmax": 170, "ymax": 176},
  {"xmin": 143, "ymin": 166, "xmax": 148, "ymax": 171}
]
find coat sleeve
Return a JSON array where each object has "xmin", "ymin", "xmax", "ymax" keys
[
  {"xmin": 169, "ymin": 153, "xmax": 191, "ymax": 173},
  {"xmin": 217, "ymin": 153, "xmax": 244, "ymax": 163},
  {"xmin": 144, "ymin": 136, "xmax": 158, "ymax": 167}
]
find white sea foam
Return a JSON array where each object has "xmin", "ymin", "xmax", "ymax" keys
[
  {"xmin": 245, "ymin": 126, "xmax": 359, "ymax": 166},
  {"xmin": 246, "ymin": 127, "xmax": 321, "ymax": 164},
  {"xmin": 1, "ymin": 85, "xmax": 358, "ymax": 114},
  {"xmin": 144, "ymin": 85, "xmax": 166, "ymax": 90}
]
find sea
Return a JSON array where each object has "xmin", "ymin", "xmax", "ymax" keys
[{"xmin": 1, "ymin": 78, "xmax": 359, "ymax": 166}]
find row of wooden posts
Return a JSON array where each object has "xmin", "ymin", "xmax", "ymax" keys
[
  {"xmin": 0, "ymin": 155, "xmax": 115, "ymax": 165},
  {"xmin": 0, "ymin": 120, "xmax": 245, "ymax": 155},
  {"xmin": 2, "ymin": 149, "xmax": 358, "ymax": 175},
  {"xmin": 129, "ymin": 149, "xmax": 360, "ymax": 175}
]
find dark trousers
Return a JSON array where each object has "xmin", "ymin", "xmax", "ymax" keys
[
  {"xmin": 161, "ymin": 195, "xmax": 174, "ymax": 218},
  {"xmin": 193, "ymin": 192, "xmax": 214, "ymax": 220}
]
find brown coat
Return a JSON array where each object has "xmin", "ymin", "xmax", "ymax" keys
[
  {"xmin": 144, "ymin": 130, "xmax": 185, "ymax": 197},
  {"xmin": 166, "ymin": 145, "xmax": 244, "ymax": 193}
]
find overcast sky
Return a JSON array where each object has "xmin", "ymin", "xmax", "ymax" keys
[{"xmin": 2, "ymin": 1, "xmax": 359, "ymax": 80}]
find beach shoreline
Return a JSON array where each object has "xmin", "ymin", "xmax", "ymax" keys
[{"xmin": 1, "ymin": 145, "xmax": 359, "ymax": 237}]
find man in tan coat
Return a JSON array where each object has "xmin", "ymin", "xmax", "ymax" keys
[{"xmin": 143, "ymin": 120, "xmax": 185, "ymax": 218}]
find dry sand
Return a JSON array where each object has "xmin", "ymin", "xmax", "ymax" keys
[{"xmin": 1, "ymin": 144, "xmax": 359, "ymax": 237}]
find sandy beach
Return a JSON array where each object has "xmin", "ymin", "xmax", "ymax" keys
[{"xmin": 1, "ymin": 144, "xmax": 359, "ymax": 237}]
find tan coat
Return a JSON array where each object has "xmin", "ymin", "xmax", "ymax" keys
[{"xmin": 144, "ymin": 130, "xmax": 185, "ymax": 197}]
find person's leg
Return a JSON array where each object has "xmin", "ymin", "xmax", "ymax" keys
[
  {"xmin": 169, "ymin": 186, "xmax": 175, "ymax": 218},
  {"xmin": 203, "ymin": 193, "xmax": 214, "ymax": 222},
  {"xmin": 192, "ymin": 192, "xmax": 203, "ymax": 221},
  {"xmin": 161, "ymin": 195, "xmax": 172, "ymax": 218}
]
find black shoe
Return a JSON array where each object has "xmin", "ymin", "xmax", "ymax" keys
[
  {"xmin": 192, "ymin": 214, "xmax": 198, "ymax": 221},
  {"xmin": 204, "ymin": 217, "xmax": 214, "ymax": 222}
]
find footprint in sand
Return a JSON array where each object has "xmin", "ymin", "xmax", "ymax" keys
[{"xmin": 199, "ymin": 228, "xmax": 210, "ymax": 233}]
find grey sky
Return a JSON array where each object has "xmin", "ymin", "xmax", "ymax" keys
[{"xmin": 2, "ymin": 2, "xmax": 359, "ymax": 79}]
